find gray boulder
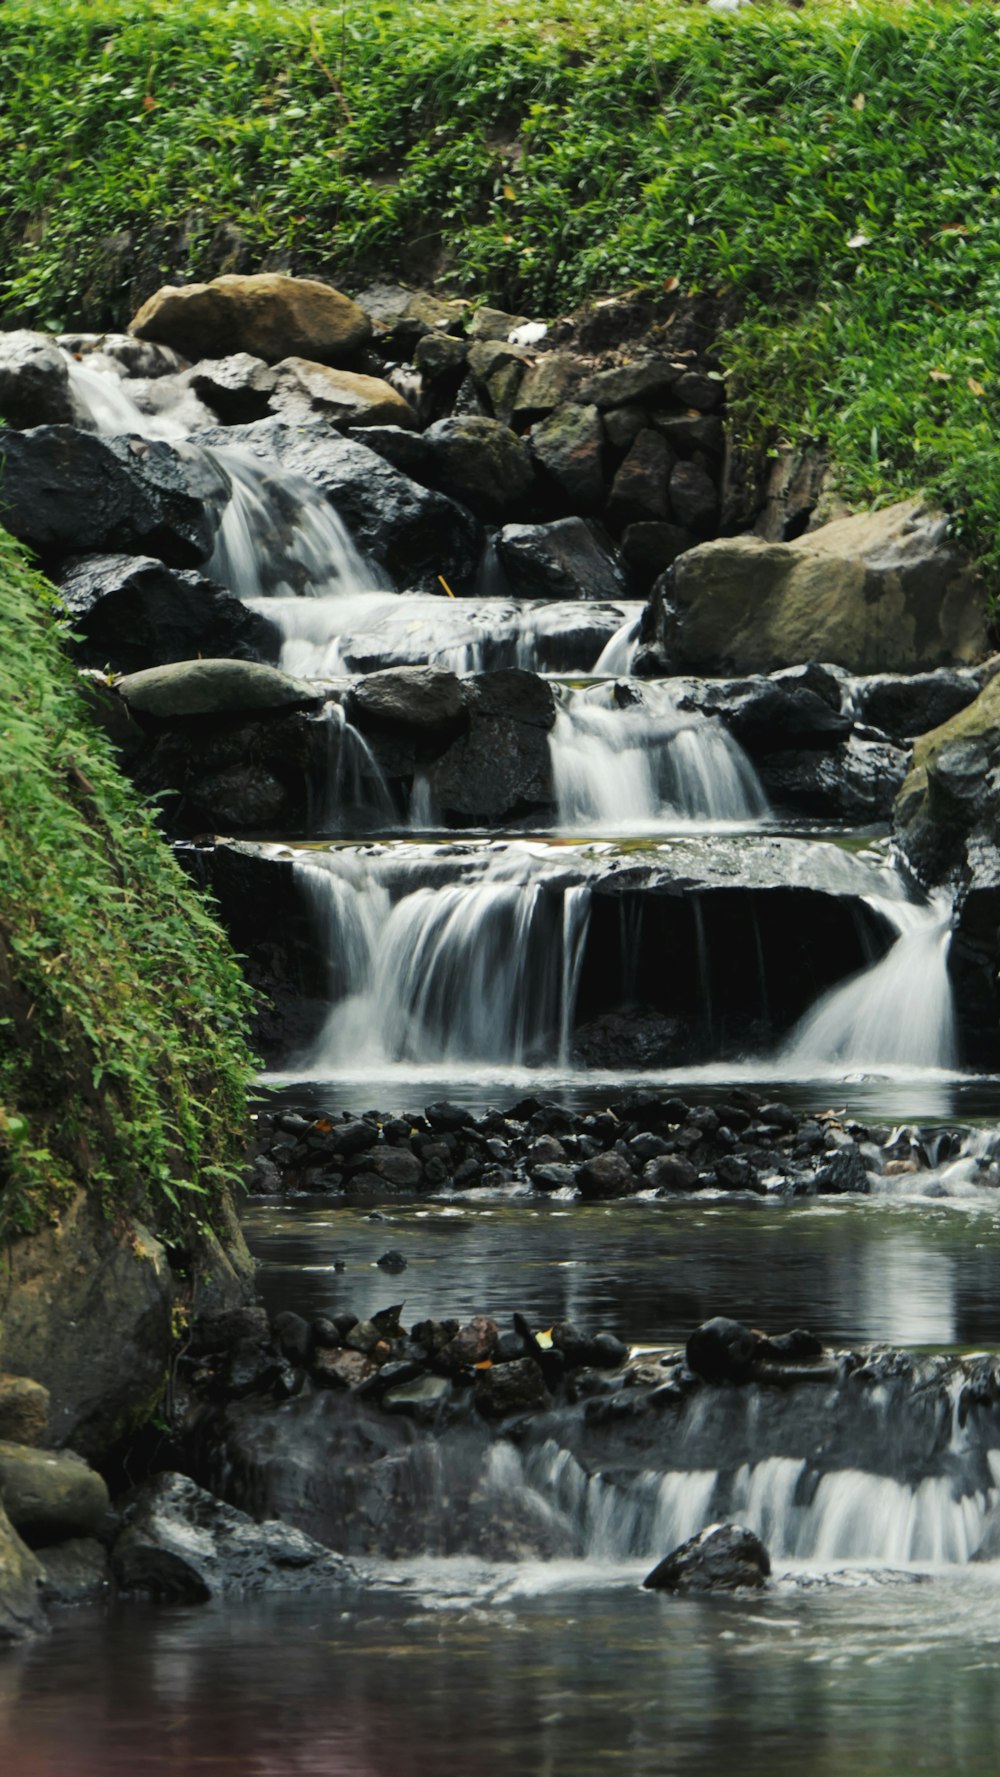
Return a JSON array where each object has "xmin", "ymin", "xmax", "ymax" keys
[
  {"xmin": 643, "ymin": 1523, "xmax": 771, "ymax": 1593},
  {"xmin": 111, "ymin": 1472, "xmax": 352, "ymax": 1600},
  {"xmin": 59, "ymin": 553, "xmax": 281, "ymax": 673},
  {"xmin": 493, "ymin": 517, "xmax": 630, "ymax": 602},
  {"xmin": 347, "ymin": 665, "xmax": 468, "ymax": 734},
  {"xmin": 417, "ymin": 416, "xmax": 535, "ymax": 520},
  {"xmin": 116, "ymin": 658, "xmax": 322, "ymax": 720},
  {"xmin": 0, "ymin": 329, "xmax": 80, "ymax": 428},
  {"xmin": 530, "ymin": 402, "xmax": 606, "ymax": 511}
]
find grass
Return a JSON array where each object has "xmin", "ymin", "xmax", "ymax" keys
[
  {"xmin": 0, "ymin": 525, "xmax": 257, "ymax": 1239},
  {"xmin": 0, "ymin": 0, "xmax": 998, "ymax": 569}
]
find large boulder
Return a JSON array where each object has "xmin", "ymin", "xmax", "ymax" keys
[
  {"xmin": 415, "ymin": 416, "xmax": 535, "ymax": 521},
  {"xmin": 0, "ymin": 329, "xmax": 80, "ymax": 428},
  {"xmin": 429, "ymin": 670, "xmax": 556, "ymax": 825},
  {"xmin": 111, "ymin": 1471, "xmax": 351, "ymax": 1600},
  {"xmin": 0, "ymin": 1442, "xmax": 110, "ymax": 1545},
  {"xmin": 661, "ymin": 499, "xmax": 985, "ymax": 675},
  {"xmin": 529, "ymin": 402, "xmax": 606, "ymax": 512},
  {"xmin": 116, "ymin": 658, "xmax": 322, "ymax": 722},
  {"xmin": 686, "ymin": 1317, "xmax": 761, "ymax": 1384},
  {"xmin": 643, "ymin": 1523, "xmax": 771, "ymax": 1593},
  {"xmin": 0, "ymin": 1192, "xmax": 175, "ymax": 1458},
  {"xmin": 346, "ymin": 665, "xmax": 468, "ymax": 734},
  {"xmin": 59, "ymin": 553, "xmax": 281, "ymax": 673},
  {"xmin": 0, "ymin": 1501, "xmax": 46, "ymax": 1642},
  {"xmin": 895, "ymin": 672, "xmax": 1000, "ymax": 883},
  {"xmin": 0, "ymin": 427, "xmax": 227, "ymax": 568},
  {"xmin": 190, "ymin": 419, "xmax": 482, "ymax": 594},
  {"xmin": 493, "ymin": 518, "xmax": 630, "ymax": 602},
  {"xmin": 130, "ymin": 274, "xmax": 372, "ymax": 365}
]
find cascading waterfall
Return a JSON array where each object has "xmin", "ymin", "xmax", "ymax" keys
[
  {"xmin": 781, "ymin": 893, "xmax": 957, "ymax": 1071},
  {"xmin": 295, "ymin": 847, "xmax": 591, "ymax": 1069},
  {"xmin": 308, "ymin": 703, "xmax": 398, "ymax": 835},
  {"xmin": 550, "ymin": 682, "xmax": 769, "ymax": 830}
]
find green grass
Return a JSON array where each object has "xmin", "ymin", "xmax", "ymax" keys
[
  {"xmin": 0, "ymin": 526, "xmax": 256, "ymax": 1239},
  {"xmin": 0, "ymin": 0, "xmax": 999, "ymax": 567}
]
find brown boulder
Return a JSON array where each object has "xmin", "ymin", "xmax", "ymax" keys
[{"xmin": 130, "ymin": 274, "xmax": 371, "ymax": 366}]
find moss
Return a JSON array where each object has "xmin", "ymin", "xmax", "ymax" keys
[{"xmin": 0, "ymin": 526, "xmax": 257, "ymax": 1240}]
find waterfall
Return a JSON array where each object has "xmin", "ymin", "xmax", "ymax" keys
[
  {"xmin": 204, "ymin": 447, "xmax": 377, "ymax": 603},
  {"xmin": 550, "ymin": 683, "xmax": 768, "ymax": 831},
  {"xmin": 308, "ymin": 704, "xmax": 397, "ymax": 835},
  {"xmin": 295, "ymin": 847, "xmax": 590, "ymax": 1070},
  {"xmin": 593, "ymin": 614, "xmax": 640, "ymax": 674},
  {"xmin": 781, "ymin": 893, "xmax": 957, "ymax": 1071}
]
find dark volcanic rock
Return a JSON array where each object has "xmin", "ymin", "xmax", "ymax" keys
[
  {"xmin": 814, "ymin": 1142, "xmax": 871, "ymax": 1196},
  {"xmin": 575, "ymin": 1152, "xmax": 635, "ymax": 1200},
  {"xmin": 417, "ymin": 416, "xmax": 535, "ymax": 521},
  {"xmin": 346, "ymin": 665, "xmax": 468, "ymax": 734},
  {"xmin": 493, "ymin": 518, "xmax": 630, "ymax": 602},
  {"xmin": 0, "ymin": 330, "xmax": 80, "ymax": 428},
  {"xmin": 686, "ymin": 1317, "xmax": 761, "ymax": 1384},
  {"xmin": 59, "ymin": 553, "xmax": 281, "ymax": 673},
  {"xmin": 643, "ymin": 1523, "xmax": 771, "ymax": 1593},
  {"xmin": 530, "ymin": 402, "xmax": 606, "ymax": 512},
  {"xmin": 852, "ymin": 668, "xmax": 983, "ymax": 741},
  {"xmin": 0, "ymin": 427, "xmax": 227, "ymax": 569},
  {"xmin": 111, "ymin": 1472, "xmax": 351, "ymax": 1600},
  {"xmin": 429, "ymin": 670, "xmax": 556, "ymax": 825},
  {"xmin": 475, "ymin": 1357, "xmax": 549, "ymax": 1419}
]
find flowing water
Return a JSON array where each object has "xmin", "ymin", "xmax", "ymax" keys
[{"xmin": 30, "ymin": 350, "xmax": 1000, "ymax": 1777}]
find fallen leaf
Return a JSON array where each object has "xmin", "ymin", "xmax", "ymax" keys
[
  {"xmin": 851, "ymin": 93, "xmax": 866, "ymax": 111},
  {"xmin": 941, "ymin": 224, "xmax": 970, "ymax": 236},
  {"xmin": 847, "ymin": 232, "xmax": 871, "ymax": 249},
  {"xmin": 929, "ymin": 369, "xmax": 952, "ymax": 383},
  {"xmin": 503, "ymin": 183, "xmax": 516, "ymax": 201},
  {"xmin": 968, "ymin": 377, "xmax": 986, "ymax": 397},
  {"xmin": 142, "ymin": 94, "xmax": 157, "ymax": 112},
  {"xmin": 663, "ymin": 275, "xmax": 680, "ymax": 293}
]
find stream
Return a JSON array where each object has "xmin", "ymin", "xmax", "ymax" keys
[{"xmin": 5, "ymin": 346, "xmax": 999, "ymax": 1777}]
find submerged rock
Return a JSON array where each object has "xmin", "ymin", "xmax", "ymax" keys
[
  {"xmin": 111, "ymin": 1472, "xmax": 351, "ymax": 1600},
  {"xmin": 685, "ymin": 1317, "xmax": 761, "ymax": 1384},
  {"xmin": 38, "ymin": 1537, "xmax": 111, "ymax": 1607},
  {"xmin": 643, "ymin": 1523, "xmax": 771, "ymax": 1593}
]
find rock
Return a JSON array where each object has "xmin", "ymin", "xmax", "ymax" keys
[
  {"xmin": 182, "ymin": 353, "xmax": 276, "ymax": 424},
  {"xmin": 312, "ymin": 1349, "xmax": 375, "ymax": 1389},
  {"xmin": 58, "ymin": 553, "xmax": 281, "ymax": 673},
  {"xmin": 851, "ymin": 668, "xmax": 982, "ymax": 742},
  {"xmin": 357, "ymin": 283, "xmax": 467, "ymax": 352},
  {"xmin": 760, "ymin": 1329, "xmax": 824, "ymax": 1361},
  {"xmin": 694, "ymin": 675, "xmax": 851, "ymax": 755},
  {"xmin": 493, "ymin": 518, "xmax": 629, "ymax": 602},
  {"xmin": 665, "ymin": 498, "xmax": 985, "ymax": 675},
  {"xmin": 686, "ymin": 1317, "xmax": 761, "ymax": 1384},
  {"xmin": 367, "ymin": 1149, "xmax": 424, "ymax": 1190},
  {"xmin": 266, "ymin": 358, "xmax": 417, "ymax": 429},
  {"xmin": 668, "ymin": 460, "xmax": 719, "ymax": 536},
  {"xmin": 573, "ymin": 1008, "xmax": 689, "ymax": 1071},
  {"xmin": 381, "ymin": 1374, "xmax": 451, "ymax": 1415},
  {"xmin": 673, "ymin": 369, "xmax": 725, "ymax": 413},
  {"xmin": 814, "ymin": 1143, "xmax": 871, "ymax": 1195},
  {"xmin": 111, "ymin": 1472, "xmax": 350, "ymax": 1599},
  {"xmin": 466, "ymin": 339, "xmax": 532, "ymax": 421},
  {"xmin": 468, "ymin": 306, "xmax": 528, "ymax": 341},
  {"xmin": 575, "ymin": 1152, "xmax": 635, "ymax": 1200},
  {"xmin": 643, "ymin": 1155, "xmax": 698, "ymax": 1193},
  {"xmin": 0, "ymin": 1376, "xmax": 50, "ymax": 1447},
  {"xmin": 417, "ymin": 416, "xmax": 535, "ymax": 520},
  {"xmin": 429, "ymin": 674, "xmax": 555, "ymax": 824},
  {"xmin": 579, "ymin": 357, "xmax": 681, "ymax": 409},
  {"xmin": 191, "ymin": 418, "xmax": 481, "ymax": 594},
  {"xmin": 530, "ymin": 403, "xmax": 606, "ymax": 511},
  {"xmin": 130, "ymin": 274, "xmax": 372, "ymax": 365},
  {"xmin": 895, "ymin": 673, "xmax": 1000, "ymax": 884},
  {"xmin": 760, "ymin": 737, "xmax": 907, "ymax": 823},
  {"xmin": 513, "ymin": 353, "xmax": 587, "ymax": 420},
  {"xmin": 620, "ymin": 521, "xmax": 695, "ymax": 590},
  {"xmin": 346, "ymin": 665, "xmax": 468, "ymax": 734},
  {"xmin": 0, "ymin": 1192, "xmax": 176, "ymax": 1459},
  {"xmin": 0, "ymin": 426, "xmax": 227, "ymax": 569},
  {"xmin": 38, "ymin": 1537, "xmax": 111, "ymax": 1607},
  {"xmin": 607, "ymin": 429, "xmax": 673, "ymax": 528},
  {"xmin": 116, "ymin": 658, "xmax": 321, "ymax": 720},
  {"xmin": 0, "ymin": 1500, "xmax": 46, "ymax": 1642},
  {"xmin": 413, "ymin": 331, "xmax": 467, "ymax": 384},
  {"xmin": 0, "ymin": 329, "xmax": 80, "ymax": 427},
  {"xmin": 376, "ymin": 1250, "xmax": 408, "ymax": 1274},
  {"xmin": 0, "ymin": 1442, "xmax": 110, "ymax": 1545},
  {"xmin": 643, "ymin": 1523, "xmax": 771, "ymax": 1593},
  {"xmin": 475, "ymin": 1356, "xmax": 549, "ymax": 1419},
  {"xmin": 60, "ymin": 331, "xmax": 182, "ymax": 380},
  {"xmin": 439, "ymin": 1317, "xmax": 499, "ymax": 1371}
]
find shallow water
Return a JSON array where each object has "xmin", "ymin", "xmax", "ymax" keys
[{"xmin": 5, "ymin": 1566, "xmax": 1000, "ymax": 1777}]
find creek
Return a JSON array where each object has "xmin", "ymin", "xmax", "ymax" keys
[{"xmin": 9, "ymin": 349, "xmax": 999, "ymax": 1777}]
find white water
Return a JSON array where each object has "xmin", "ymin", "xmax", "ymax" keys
[
  {"xmin": 781, "ymin": 893, "xmax": 957, "ymax": 1072},
  {"xmin": 551, "ymin": 681, "xmax": 768, "ymax": 831}
]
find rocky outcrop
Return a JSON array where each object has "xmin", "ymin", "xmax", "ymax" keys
[
  {"xmin": 130, "ymin": 273, "xmax": 372, "ymax": 365},
  {"xmin": 491, "ymin": 518, "xmax": 629, "ymax": 602},
  {"xmin": 650, "ymin": 499, "xmax": 985, "ymax": 676},
  {"xmin": 643, "ymin": 1523, "xmax": 771, "ymax": 1593}
]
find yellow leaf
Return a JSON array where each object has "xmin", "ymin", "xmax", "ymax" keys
[
  {"xmin": 535, "ymin": 1327, "xmax": 554, "ymax": 1350},
  {"xmin": 851, "ymin": 93, "xmax": 866, "ymax": 111},
  {"xmin": 941, "ymin": 224, "xmax": 970, "ymax": 236},
  {"xmin": 142, "ymin": 94, "xmax": 157, "ymax": 112},
  {"xmin": 929, "ymin": 369, "xmax": 952, "ymax": 383},
  {"xmin": 503, "ymin": 183, "xmax": 516, "ymax": 201},
  {"xmin": 968, "ymin": 377, "xmax": 986, "ymax": 397}
]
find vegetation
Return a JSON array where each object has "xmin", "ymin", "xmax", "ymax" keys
[{"xmin": 0, "ymin": 526, "xmax": 256, "ymax": 1239}]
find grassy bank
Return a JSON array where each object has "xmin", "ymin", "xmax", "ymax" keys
[
  {"xmin": 0, "ymin": 0, "xmax": 999, "ymax": 565},
  {"xmin": 0, "ymin": 527, "xmax": 256, "ymax": 1238}
]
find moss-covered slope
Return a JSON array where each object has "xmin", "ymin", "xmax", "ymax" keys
[{"xmin": 0, "ymin": 526, "xmax": 256, "ymax": 1241}]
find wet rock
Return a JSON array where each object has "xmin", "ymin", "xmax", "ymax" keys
[
  {"xmin": 714, "ymin": 1155, "xmax": 761, "ymax": 1193},
  {"xmin": 895, "ymin": 672, "xmax": 1000, "ymax": 885},
  {"xmin": 367, "ymin": 1149, "xmax": 424, "ymax": 1190},
  {"xmin": 665, "ymin": 498, "xmax": 985, "ymax": 675},
  {"xmin": 685, "ymin": 1317, "xmax": 761, "ymax": 1384},
  {"xmin": 0, "ymin": 1501, "xmax": 46, "ymax": 1642},
  {"xmin": 814, "ymin": 1143, "xmax": 871, "ymax": 1195},
  {"xmin": 530, "ymin": 402, "xmax": 606, "ymax": 511},
  {"xmin": 759, "ymin": 737, "xmax": 908, "ymax": 822},
  {"xmin": 413, "ymin": 330, "xmax": 467, "ymax": 384},
  {"xmin": 429, "ymin": 676, "xmax": 555, "ymax": 825},
  {"xmin": 575, "ymin": 1151, "xmax": 635, "ymax": 1200},
  {"xmin": 579, "ymin": 357, "xmax": 681, "ymax": 410},
  {"xmin": 760, "ymin": 1329, "xmax": 825, "ymax": 1361},
  {"xmin": 347, "ymin": 665, "xmax": 467, "ymax": 734},
  {"xmin": 493, "ymin": 517, "xmax": 629, "ymax": 602},
  {"xmin": 0, "ymin": 329, "xmax": 80, "ymax": 428},
  {"xmin": 38, "ymin": 1537, "xmax": 111, "ymax": 1607},
  {"xmin": 266, "ymin": 358, "xmax": 417, "ymax": 429},
  {"xmin": 130, "ymin": 274, "xmax": 372, "ymax": 365},
  {"xmin": 642, "ymin": 1155, "xmax": 698, "ymax": 1193},
  {"xmin": 438, "ymin": 1317, "xmax": 499, "ymax": 1371},
  {"xmin": 668, "ymin": 460, "xmax": 719, "ymax": 536},
  {"xmin": 377, "ymin": 1250, "xmax": 408, "ymax": 1274},
  {"xmin": 192, "ymin": 417, "xmax": 482, "ymax": 594},
  {"xmin": 0, "ymin": 1376, "xmax": 50, "ymax": 1448},
  {"xmin": 424, "ymin": 1101, "xmax": 472, "ymax": 1132},
  {"xmin": 475, "ymin": 1357, "xmax": 549, "ymax": 1419},
  {"xmin": 852, "ymin": 668, "xmax": 982, "ymax": 742},
  {"xmin": 115, "ymin": 658, "xmax": 321, "ymax": 721},
  {"xmin": 358, "ymin": 283, "xmax": 467, "ymax": 352},
  {"xmin": 692, "ymin": 676, "xmax": 852, "ymax": 755},
  {"xmin": 271, "ymin": 1311, "xmax": 312, "ymax": 1367},
  {"xmin": 111, "ymin": 1472, "xmax": 351, "ymax": 1599},
  {"xmin": 0, "ymin": 1443, "xmax": 110, "ymax": 1546},
  {"xmin": 643, "ymin": 1523, "xmax": 771, "ymax": 1593},
  {"xmin": 513, "ymin": 353, "xmax": 587, "ymax": 420},
  {"xmin": 59, "ymin": 553, "xmax": 281, "ymax": 673},
  {"xmin": 531, "ymin": 1163, "xmax": 577, "ymax": 1192},
  {"xmin": 312, "ymin": 1349, "xmax": 375, "ymax": 1389},
  {"xmin": 382, "ymin": 1374, "xmax": 451, "ymax": 1416},
  {"xmin": 620, "ymin": 521, "xmax": 695, "ymax": 590},
  {"xmin": 573, "ymin": 1008, "xmax": 690, "ymax": 1071},
  {"xmin": 182, "ymin": 352, "xmax": 275, "ymax": 424},
  {"xmin": 0, "ymin": 426, "xmax": 227, "ymax": 569},
  {"xmin": 417, "ymin": 416, "xmax": 535, "ymax": 521}
]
